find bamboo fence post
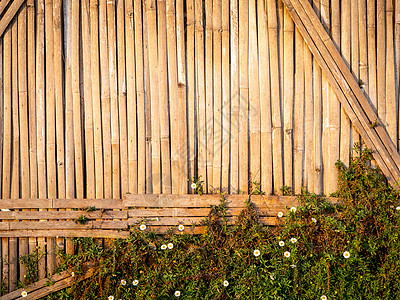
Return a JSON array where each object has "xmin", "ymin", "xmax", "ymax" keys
[
  {"xmin": 283, "ymin": 6, "xmax": 294, "ymax": 191},
  {"xmin": 107, "ymin": 0, "xmax": 121, "ymax": 199},
  {"xmin": 18, "ymin": 3, "xmax": 30, "ymax": 282},
  {"xmin": 195, "ymin": 0, "xmax": 207, "ymax": 191},
  {"xmin": 213, "ymin": 0, "xmax": 222, "ymax": 191},
  {"xmin": 230, "ymin": 0, "xmax": 239, "ymax": 193},
  {"xmin": 117, "ymin": 0, "xmax": 129, "ymax": 196},
  {"xmin": 134, "ymin": 0, "xmax": 146, "ymax": 194},
  {"xmin": 126, "ymin": 0, "xmax": 138, "ymax": 194},
  {"xmin": 205, "ymin": 0, "xmax": 213, "ymax": 193},
  {"xmin": 187, "ymin": 0, "xmax": 196, "ymax": 188},
  {"xmin": 82, "ymin": 0, "xmax": 95, "ymax": 199},
  {"xmin": 221, "ymin": 0, "xmax": 230, "ymax": 191},
  {"xmin": 386, "ymin": 0, "xmax": 397, "ymax": 146},
  {"xmin": 249, "ymin": 0, "xmax": 261, "ymax": 187},
  {"xmin": 239, "ymin": 0, "xmax": 249, "ymax": 194},
  {"xmin": 368, "ymin": 0, "xmax": 377, "ymax": 109},
  {"xmin": 278, "ymin": 0, "xmax": 284, "ymax": 102},
  {"xmin": 0, "ymin": 36, "xmax": 2, "ymax": 293},
  {"xmin": 267, "ymin": 0, "xmax": 283, "ymax": 194},
  {"xmin": 397, "ymin": 0, "xmax": 400, "ymax": 147},
  {"xmin": 157, "ymin": 0, "xmax": 172, "ymax": 194},
  {"xmin": 359, "ymin": 0, "xmax": 369, "ymax": 95},
  {"xmin": 99, "ymin": 0, "xmax": 112, "ymax": 198},
  {"xmin": 377, "ymin": 0, "xmax": 386, "ymax": 127},
  {"xmin": 258, "ymin": 0, "xmax": 273, "ymax": 195},
  {"xmin": 36, "ymin": 0, "xmax": 47, "ymax": 280},
  {"xmin": 145, "ymin": 0, "xmax": 161, "ymax": 194}
]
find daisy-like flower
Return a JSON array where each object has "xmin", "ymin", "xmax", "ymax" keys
[
  {"xmin": 253, "ymin": 249, "xmax": 260, "ymax": 257},
  {"xmin": 132, "ymin": 279, "xmax": 139, "ymax": 286},
  {"xmin": 290, "ymin": 207, "xmax": 297, "ymax": 213},
  {"xmin": 139, "ymin": 224, "xmax": 147, "ymax": 231},
  {"xmin": 178, "ymin": 224, "xmax": 185, "ymax": 231},
  {"xmin": 168, "ymin": 243, "xmax": 174, "ymax": 249},
  {"xmin": 121, "ymin": 279, "xmax": 127, "ymax": 286},
  {"xmin": 71, "ymin": 272, "xmax": 75, "ymax": 277},
  {"xmin": 284, "ymin": 251, "xmax": 291, "ymax": 258},
  {"xmin": 191, "ymin": 183, "xmax": 197, "ymax": 189},
  {"xmin": 175, "ymin": 291, "xmax": 181, "ymax": 297},
  {"xmin": 223, "ymin": 280, "xmax": 229, "ymax": 287},
  {"xmin": 108, "ymin": 296, "xmax": 114, "ymax": 300},
  {"xmin": 270, "ymin": 274, "xmax": 275, "ymax": 280},
  {"xmin": 279, "ymin": 241, "xmax": 285, "ymax": 247},
  {"xmin": 21, "ymin": 291, "xmax": 28, "ymax": 297},
  {"xmin": 312, "ymin": 218, "xmax": 317, "ymax": 223},
  {"xmin": 277, "ymin": 211, "xmax": 284, "ymax": 218},
  {"xmin": 396, "ymin": 206, "xmax": 400, "ymax": 211},
  {"xmin": 290, "ymin": 264, "xmax": 297, "ymax": 268},
  {"xmin": 290, "ymin": 238, "xmax": 297, "ymax": 244},
  {"xmin": 161, "ymin": 244, "xmax": 167, "ymax": 250},
  {"xmin": 343, "ymin": 251, "xmax": 350, "ymax": 259},
  {"xmin": 321, "ymin": 295, "xmax": 327, "ymax": 300}
]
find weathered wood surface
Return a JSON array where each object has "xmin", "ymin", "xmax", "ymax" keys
[{"xmin": 0, "ymin": 0, "xmax": 25, "ymax": 37}]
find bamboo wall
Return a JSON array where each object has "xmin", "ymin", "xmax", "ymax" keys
[{"xmin": 1, "ymin": 0, "xmax": 400, "ymax": 292}]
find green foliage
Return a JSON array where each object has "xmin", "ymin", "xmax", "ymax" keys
[
  {"xmin": 32, "ymin": 148, "xmax": 400, "ymax": 299},
  {"xmin": 189, "ymin": 176, "xmax": 204, "ymax": 195},
  {"xmin": 251, "ymin": 181, "xmax": 265, "ymax": 195},
  {"xmin": 74, "ymin": 215, "xmax": 89, "ymax": 225}
]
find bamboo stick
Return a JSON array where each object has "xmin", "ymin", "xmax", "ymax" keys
[
  {"xmin": 267, "ymin": 0, "xmax": 283, "ymax": 194},
  {"xmin": 368, "ymin": 0, "xmax": 377, "ymax": 109},
  {"xmin": 0, "ymin": 0, "xmax": 25, "ymax": 37},
  {"xmin": 278, "ymin": 0, "xmax": 284, "ymax": 107},
  {"xmin": 213, "ymin": 0, "xmax": 222, "ymax": 191},
  {"xmin": 117, "ymin": 0, "xmax": 129, "ymax": 196},
  {"xmin": 239, "ymin": 0, "xmax": 249, "ymax": 193},
  {"xmin": 205, "ymin": 0, "xmax": 213, "ymax": 193},
  {"xmin": 195, "ymin": 0, "xmax": 207, "ymax": 191},
  {"xmin": 230, "ymin": 0, "xmax": 239, "ymax": 193},
  {"xmin": 134, "ymin": 0, "xmax": 146, "ymax": 194},
  {"xmin": 0, "ymin": 0, "xmax": 11, "ymax": 15},
  {"xmin": 145, "ymin": 0, "xmax": 161, "ymax": 194},
  {"xmin": 397, "ymin": 0, "xmax": 400, "ymax": 147},
  {"xmin": 377, "ymin": 0, "xmax": 386, "ymax": 127},
  {"xmin": 157, "ymin": 0, "xmax": 172, "ymax": 194},
  {"xmin": 283, "ymin": 6, "xmax": 294, "ymax": 191},
  {"xmin": 221, "ymin": 0, "xmax": 230, "ymax": 191},
  {"xmin": 0, "ymin": 36, "xmax": 3, "ymax": 293},
  {"xmin": 386, "ymin": 0, "xmax": 397, "ymax": 146},
  {"xmin": 126, "ymin": 0, "xmax": 138, "ymax": 194},
  {"xmin": 258, "ymin": 0, "xmax": 273, "ymax": 195},
  {"xmin": 18, "ymin": 3, "xmax": 29, "ymax": 283},
  {"xmin": 249, "ymin": 0, "xmax": 261, "ymax": 187},
  {"xmin": 359, "ymin": 0, "xmax": 368, "ymax": 95},
  {"xmin": 107, "ymin": 0, "xmax": 121, "ymax": 198},
  {"xmin": 99, "ymin": 0, "xmax": 112, "ymax": 198}
]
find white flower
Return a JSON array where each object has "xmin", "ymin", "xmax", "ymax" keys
[
  {"xmin": 121, "ymin": 279, "xmax": 126, "ymax": 285},
  {"xmin": 290, "ymin": 207, "xmax": 297, "ymax": 213},
  {"xmin": 284, "ymin": 251, "xmax": 291, "ymax": 258},
  {"xmin": 139, "ymin": 224, "xmax": 147, "ymax": 231},
  {"xmin": 312, "ymin": 218, "xmax": 317, "ymax": 223},
  {"xmin": 343, "ymin": 251, "xmax": 350, "ymax": 259},
  {"xmin": 161, "ymin": 244, "xmax": 167, "ymax": 250},
  {"xmin": 253, "ymin": 249, "xmax": 260, "ymax": 257},
  {"xmin": 396, "ymin": 206, "xmax": 400, "ymax": 211},
  {"xmin": 290, "ymin": 238, "xmax": 297, "ymax": 244},
  {"xmin": 71, "ymin": 272, "xmax": 75, "ymax": 277},
  {"xmin": 270, "ymin": 274, "xmax": 275, "ymax": 280},
  {"xmin": 175, "ymin": 290, "xmax": 181, "ymax": 297},
  {"xmin": 191, "ymin": 183, "xmax": 197, "ymax": 189},
  {"xmin": 277, "ymin": 211, "xmax": 284, "ymax": 218},
  {"xmin": 279, "ymin": 241, "xmax": 285, "ymax": 247},
  {"xmin": 132, "ymin": 279, "xmax": 139, "ymax": 286},
  {"xmin": 1, "ymin": 209, "xmax": 10, "ymax": 212},
  {"xmin": 168, "ymin": 243, "xmax": 174, "ymax": 249},
  {"xmin": 21, "ymin": 291, "xmax": 28, "ymax": 297},
  {"xmin": 290, "ymin": 264, "xmax": 297, "ymax": 268},
  {"xmin": 321, "ymin": 296, "xmax": 327, "ymax": 300},
  {"xmin": 108, "ymin": 296, "xmax": 114, "ymax": 300},
  {"xmin": 178, "ymin": 224, "xmax": 185, "ymax": 231},
  {"xmin": 223, "ymin": 280, "xmax": 229, "ymax": 287}
]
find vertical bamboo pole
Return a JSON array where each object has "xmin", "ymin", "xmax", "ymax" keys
[
  {"xmin": 187, "ymin": 0, "xmax": 196, "ymax": 188},
  {"xmin": 359, "ymin": 0, "xmax": 369, "ymax": 94},
  {"xmin": 278, "ymin": 0, "xmax": 284, "ymax": 104},
  {"xmin": 0, "ymin": 37, "xmax": 2, "ymax": 293},
  {"xmin": 18, "ymin": 3, "xmax": 30, "ymax": 282},
  {"xmin": 258, "ymin": 0, "xmax": 273, "ymax": 195},
  {"xmin": 126, "ymin": 0, "xmax": 138, "ymax": 194},
  {"xmin": 107, "ymin": 0, "xmax": 121, "ymax": 198},
  {"xmin": 377, "ymin": 0, "xmax": 386, "ymax": 127},
  {"xmin": 267, "ymin": 0, "xmax": 283, "ymax": 194},
  {"xmin": 386, "ymin": 0, "xmax": 397, "ymax": 146},
  {"xmin": 249, "ymin": 0, "xmax": 261, "ymax": 187},
  {"xmin": 221, "ymin": 0, "xmax": 230, "ymax": 191},
  {"xmin": 134, "ymin": 0, "xmax": 146, "ymax": 194},
  {"xmin": 340, "ymin": 0, "xmax": 351, "ymax": 167},
  {"xmin": 205, "ymin": 0, "xmax": 213, "ymax": 192},
  {"xmin": 36, "ymin": 0, "xmax": 47, "ymax": 280},
  {"xmin": 157, "ymin": 0, "xmax": 172, "ymax": 194},
  {"xmin": 176, "ymin": 0, "xmax": 188, "ymax": 194},
  {"xmin": 82, "ymin": 0, "xmax": 95, "ymax": 199},
  {"xmin": 283, "ymin": 7, "xmax": 294, "ymax": 190},
  {"xmin": 99, "ymin": 0, "xmax": 112, "ymax": 198},
  {"xmin": 230, "ymin": 0, "xmax": 239, "ymax": 193},
  {"xmin": 145, "ymin": 0, "xmax": 161, "ymax": 194},
  {"xmin": 239, "ymin": 0, "xmax": 249, "ymax": 193},
  {"xmin": 195, "ymin": 0, "xmax": 207, "ymax": 190},
  {"xmin": 212, "ymin": 0, "xmax": 222, "ymax": 191},
  {"xmin": 117, "ymin": 0, "xmax": 129, "ymax": 195},
  {"xmin": 397, "ymin": 0, "xmax": 400, "ymax": 147},
  {"xmin": 368, "ymin": 0, "xmax": 377, "ymax": 109}
]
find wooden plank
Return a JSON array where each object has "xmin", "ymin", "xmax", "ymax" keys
[
  {"xmin": 0, "ymin": 26, "xmax": 3, "ymax": 295},
  {"xmin": 0, "ymin": 210, "xmax": 128, "ymax": 220},
  {"xmin": 0, "ymin": 0, "xmax": 25, "ymax": 37},
  {"xmin": 0, "ymin": 230, "xmax": 130, "ymax": 239},
  {"xmin": 0, "ymin": 0, "xmax": 12, "ymax": 16},
  {"xmin": 377, "ymin": 0, "xmax": 386, "ymax": 125},
  {"xmin": 53, "ymin": 199, "xmax": 125, "ymax": 209},
  {"xmin": 0, "ymin": 199, "xmax": 52, "ymax": 209},
  {"xmin": 5, "ymin": 220, "xmax": 127, "ymax": 230},
  {"xmin": 368, "ymin": 0, "xmax": 377, "ymax": 109}
]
